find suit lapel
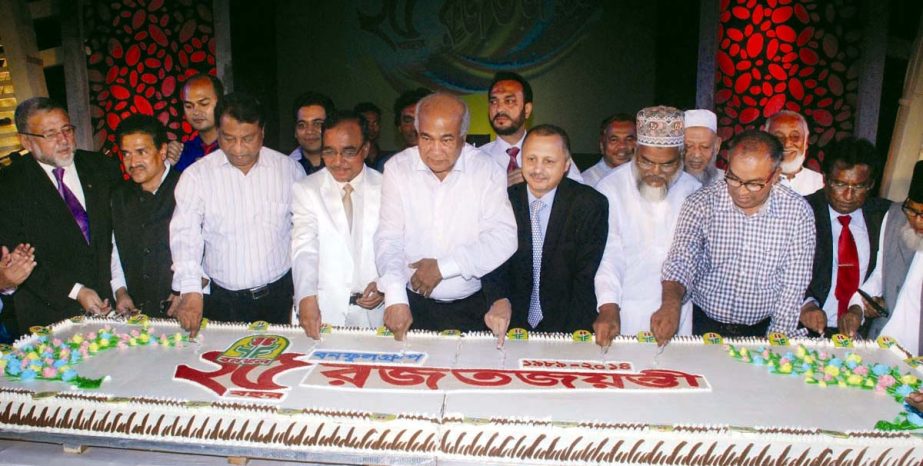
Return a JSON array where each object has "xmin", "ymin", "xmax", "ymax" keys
[{"xmin": 542, "ymin": 179, "xmax": 571, "ymax": 265}]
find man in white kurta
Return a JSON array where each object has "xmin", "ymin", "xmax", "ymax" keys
[
  {"xmin": 594, "ymin": 106, "xmax": 701, "ymax": 345},
  {"xmin": 292, "ymin": 112, "xmax": 384, "ymax": 338},
  {"xmin": 764, "ymin": 110, "xmax": 824, "ymax": 195}
]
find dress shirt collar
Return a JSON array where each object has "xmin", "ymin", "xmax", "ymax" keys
[
  {"xmin": 413, "ymin": 143, "xmax": 471, "ymax": 175},
  {"xmin": 219, "ymin": 147, "xmax": 266, "ymax": 171},
  {"xmin": 826, "ymin": 204, "xmax": 864, "ymax": 224},
  {"xmin": 715, "ymin": 179, "xmax": 780, "ymax": 217},
  {"xmin": 493, "ymin": 132, "xmax": 527, "ymax": 153},
  {"xmin": 527, "ymin": 185, "xmax": 557, "ymax": 207},
  {"xmin": 37, "ymin": 158, "xmax": 74, "ymax": 178},
  {"xmin": 329, "ymin": 165, "xmax": 365, "ymax": 192}
]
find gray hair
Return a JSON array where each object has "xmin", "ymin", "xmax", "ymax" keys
[
  {"xmin": 15, "ymin": 97, "xmax": 67, "ymax": 133},
  {"xmin": 763, "ymin": 110, "xmax": 808, "ymax": 137},
  {"xmin": 414, "ymin": 92, "xmax": 470, "ymax": 136}
]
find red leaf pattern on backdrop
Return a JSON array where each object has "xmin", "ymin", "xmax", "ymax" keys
[
  {"xmin": 84, "ymin": 0, "xmax": 216, "ymax": 153},
  {"xmin": 715, "ymin": 0, "xmax": 862, "ymax": 170}
]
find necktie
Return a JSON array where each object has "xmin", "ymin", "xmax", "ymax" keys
[
  {"xmin": 506, "ymin": 146, "xmax": 520, "ymax": 173},
  {"xmin": 528, "ymin": 199, "xmax": 545, "ymax": 328},
  {"xmin": 342, "ymin": 183, "xmax": 354, "ymax": 232},
  {"xmin": 52, "ymin": 167, "xmax": 90, "ymax": 244},
  {"xmin": 835, "ymin": 215, "xmax": 859, "ymax": 318}
]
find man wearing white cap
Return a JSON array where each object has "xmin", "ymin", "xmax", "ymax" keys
[
  {"xmin": 683, "ymin": 109, "xmax": 724, "ymax": 186},
  {"xmin": 592, "ymin": 106, "xmax": 701, "ymax": 347},
  {"xmin": 764, "ymin": 110, "xmax": 824, "ymax": 195}
]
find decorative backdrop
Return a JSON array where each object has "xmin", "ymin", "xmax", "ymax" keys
[
  {"xmin": 714, "ymin": 0, "xmax": 863, "ymax": 169},
  {"xmin": 83, "ymin": 0, "xmax": 217, "ymax": 153}
]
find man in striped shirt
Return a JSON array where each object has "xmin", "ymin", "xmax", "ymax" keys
[
  {"xmin": 169, "ymin": 93, "xmax": 306, "ymax": 336},
  {"xmin": 651, "ymin": 130, "xmax": 815, "ymax": 343}
]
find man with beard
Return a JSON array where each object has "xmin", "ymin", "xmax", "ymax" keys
[
  {"xmin": 652, "ymin": 130, "xmax": 815, "ymax": 342},
  {"xmin": 593, "ymin": 106, "xmax": 701, "ymax": 347},
  {"xmin": 173, "ymin": 74, "xmax": 224, "ymax": 172},
  {"xmin": 110, "ymin": 115, "xmax": 181, "ymax": 317},
  {"xmin": 481, "ymin": 125, "xmax": 607, "ymax": 342},
  {"xmin": 375, "ymin": 93, "xmax": 517, "ymax": 339},
  {"xmin": 846, "ymin": 161, "xmax": 923, "ymax": 353},
  {"xmin": 0, "ymin": 97, "xmax": 124, "ymax": 332},
  {"xmin": 800, "ymin": 138, "xmax": 890, "ymax": 336},
  {"xmin": 582, "ymin": 113, "xmax": 637, "ymax": 187},
  {"xmin": 764, "ymin": 110, "xmax": 824, "ymax": 195},
  {"xmin": 289, "ymin": 92, "xmax": 336, "ymax": 175},
  {"xmin": 683, "ymin": 109, "xmax": 724, "ymax": 185},
  {"xmin": 479, "ymin": 72, "xmax": 583, "ymax": 186}
]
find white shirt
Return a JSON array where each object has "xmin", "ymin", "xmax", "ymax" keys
[
  {"xmin": 594, "ymin": 164, "xmax": 702, "ymax": 335},
  {"xmin": 581, "ymin": 159, "xmax": 615, "ymax": 187},
  {"xmin": 851, "ymin": 212, "xmax": 923, "ymax": 354},
  {"xmin": 781, "ymin": 167, "xmax": 824, "ymax": 195},
  {"xmin": 38, "ymin": 160, "xmax": 88, "ymax": 299},
  {"xmin": 170, "ymin": 147, "xmax": 306, "ymax": 293},
  {"xmin": 480, "ymin": 132, "xmax": 585, "ymax": 183},
  {"xmin": 819, "ymin": 206, "xmax": 870, "ymax": 327},
  {"xmin": 288, "ymin": 147, "xmax": 303, "ymax": 162},
  {"xmin": 375, "ymin": 143, "xmax": 517, "ymax": 307}
]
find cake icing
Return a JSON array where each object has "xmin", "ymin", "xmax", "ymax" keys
[{"xmin": 0, "ymin": 317, "xmax": 921, "ymax": 464}]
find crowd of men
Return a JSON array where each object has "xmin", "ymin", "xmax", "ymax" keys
[{"xmin": 2, "ymin": 71, "xmax": 922, "ymax": 365}]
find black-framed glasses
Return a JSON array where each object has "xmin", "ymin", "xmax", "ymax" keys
[
  {"xmin": 725, "ymin": 171, "xmax": 774, "ymax": 192},
  {"xmin": 902, "ymin": 201, "xmax": 923, "ymax": 220},
  {"xmin": 19, "ymin": 124, "xmax": 76, "ymax": 140},
  {"xmin": 827, "ymin": 180, "xmax": 873, "ymax": 193}
]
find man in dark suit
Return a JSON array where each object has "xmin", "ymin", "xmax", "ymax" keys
[
  {"xmin": 110, "ymin": 114, "xmax": 180, "ymax": 318},
  {"xmin": 0, "ymin": 97, "xmax": 123, "ymax": 334},
  {"xmin": 483, "ymin": 124, "xmax": 608, "ymax": 343},
  {"xmin": 801, "ymin": 137, "xmax": 890, "ymax": 336}
]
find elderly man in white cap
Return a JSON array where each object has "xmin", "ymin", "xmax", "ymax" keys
[
  {"xmin": 764, "ymin": 110, "xmax": 824, "ymax": 195},
  {"xmin": 683, "ymin": 109, "xmax": 724, "ymax": 186},
  {"xmin": 592, "ymin": 106, "xmax": 702, "ymax": 347}
]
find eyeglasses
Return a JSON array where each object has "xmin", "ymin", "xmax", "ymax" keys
[
  {"xmin": 725, "ymin": 171, "xmax": 774, "ymax": 192},
  {"xmin": 19, "ymin": 124, "xmax": 76, "ymax": 140},
  {"xmin": 321, "ymin": 147, "xmax": 363, "ymax": 159},
  {"xmin": 902, "ymin": 202, "xmax": 923, "ymax": 220},
  {"xmin": 827, "ymin": 180, "xmax": 872, "ymax": 193},
  {"xmin": 635, "ymin": 152, "xmax": 680, "ymax": 171}
]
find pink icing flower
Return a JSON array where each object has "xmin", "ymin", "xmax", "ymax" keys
[
  {"xmin": 79, "ymin": 349, "xmax": 89, "ymax": 358},
  {"xmin": 42, "ymin": 367, "xmax": 56, "ymax": 378},
  {"xmin": 52, "ymin": 339, "xmax": 62, "ymax": 346},
  {"xmin": 130, "ymin": 330, "xmax": 140, "ymax": 337},
  {"xmin": 43, "ymin": 357, "xmax": 53, "ymax": 366},
  {"xmin": 117, "ymin": 342, "xmax": 127, "ymax": 350},
  {"xmin": 87, "ymin": 332, "xmax": 97, "ymax": 340},
  {"xmin": 779, "ymin": 357, "xmax": 790, "ymax": 366},
  {"xmin": 854, "ymin": 366, "xmax": 868, "ymax": 376},
  {"xmin": 875, "ymin": 385, "xmax": 887, "ymax": 394},
  {"xmin": 20, "ymin": 359, "xmax": 29, "ymax": 369},
  {"xmin": 878, "ymin": 374, "xmax": 896, "ymax": 388},
  {"xmin": 818, "ymin": 351, "xmax": 829, "ymax": 360}
]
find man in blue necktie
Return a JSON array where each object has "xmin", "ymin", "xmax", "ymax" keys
[{"xmin": 482, "ymin": 124, "xmax": 608, "ymax": 345}]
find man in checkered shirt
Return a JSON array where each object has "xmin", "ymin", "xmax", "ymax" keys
[{"xmin": 651, "ymin": 130, "xmax": 815, "ymax": 343}]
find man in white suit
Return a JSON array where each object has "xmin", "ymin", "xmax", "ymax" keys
[{"xmin": 292, "ymin": 111, "xmax": 384, "ymax": 338}]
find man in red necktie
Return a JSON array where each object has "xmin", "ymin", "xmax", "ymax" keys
[{"xmin": 801, "ymin": 137, "xmax": 891, "ymax": 336}]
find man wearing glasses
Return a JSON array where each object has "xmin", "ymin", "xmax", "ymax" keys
[
  {"xmin": 801, "ymin": 138, "xmax": 890, "ymax": 337},
  {"xmin": 651, "ymin": 130, "xmax": 815, "ymax": 343},
  {"xmin": 593, "ymin": 106, "xmax": 702, "ymax": 348},
  {"xmin": 0, "ymin": 97, "xmax": 124, "ymax": 334},
  {"xmin": 849, "ymin": 161, "xmax": 923, "ymax": 354},
  {"xmin": 292, "ymin": 111, "xmax": 384, "ymax": 338}
]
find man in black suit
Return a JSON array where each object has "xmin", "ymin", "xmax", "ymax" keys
[
  {"xmin": 0, "ymin": 97, "xmax": 123, "ymax": 334},
  {"xmin": 110, "ymin": 114, "xmax": 180, "ymax": 318},
  {"xmin": 801, "ymin": 137, "xmax": 890, "ymax": 336},
  {"xmin": 483, "ymin": 124, "xmax": 608, "ymax": 343}
]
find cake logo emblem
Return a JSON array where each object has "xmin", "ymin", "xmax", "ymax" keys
[
  {"xmin": 217, "ymin": 335, "xmax": 289, "ymax": 366},
  {"xmin": 703, "ymin": 332, "xmax": 723, "ymax": 345},
  {"xmin": 572, "ymin": 330, "xmax": 592, "ymax": 343},
  {"xmin": 174, "ymin": 335, "xmax": 309, "ymax": 402},
  {"xmin": 247, "ymin": 321, "xmax": 270, "ymax": 332},
  {"xmin": 768, "ymin": 332, "xmax": 789, "ymax": 347},
  {"xmin": 636, "ymin": 331, "xmax": 656, "ymax": 343},
  {"xmin": 507, "ymin": 328, "xmax": 529, "ymax": 341},
  {"xmin": 877, "ymin": 335, "xmax": 896, "ymax": 349},
  {"xmin": 831, "ymin": 333, "xmax": 853, "ymax": 348}
]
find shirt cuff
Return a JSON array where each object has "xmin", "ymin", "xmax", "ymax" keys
[
  {"xmin": 111, "ymin": 277, "xmax": 127, "ymax": 297},
  {"xmin": 437, "ymin": 257, "xmax": 461, "ymax": 280},
  {"xmin": 595, "ymin": 290, "xmax": 621, "ymax": 312},
  {"xmin": 383, "ymin": 282, "xmax": 409, "ymax": 308},
  {"xmin": 69, "ymin": 283, "xmax": 84, "ymax": 300}
]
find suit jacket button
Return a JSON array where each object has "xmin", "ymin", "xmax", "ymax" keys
[{"xmin": 144, "ymin": 248, "xmax": 151, "ymax": 255}]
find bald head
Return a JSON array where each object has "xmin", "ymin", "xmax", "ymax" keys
[{"xmin": 415, "ymin": 93, "xmax": 470, "ymax": 180}]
